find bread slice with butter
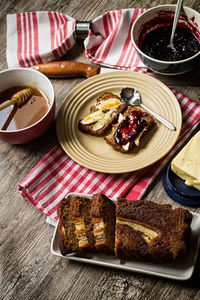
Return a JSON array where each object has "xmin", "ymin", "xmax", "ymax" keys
[
  {"xmin": 78, "ymin": 92, "xmax": 127, "ymax": 136},
  {"xmin": 171, "ymin": 130, "xmax": 200, "ymax": 190},
  {"xmin": 105, "ymin": 106, "xmax": 156, "ymax": 153}
]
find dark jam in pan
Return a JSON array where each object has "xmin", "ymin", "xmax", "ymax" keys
[
  {"xmin": 141, "ymin": 25, "xmax": 200, "ymax": 61},
  {"xmin": 115, "ymin": 110, "xmax": 147, "ymax": 147}
]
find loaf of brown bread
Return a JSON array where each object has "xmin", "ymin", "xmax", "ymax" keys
[
  {"xmin": 78, "ymin": 92, "xmax": 127, "ymax": 136},
  {"xmin": 115, "ymin": 198, "xmax": 192, "ymax": 263},
  {"xmin": 105, "ymin": 106, "xmax": 156, "ymax": 153},
  {"xmin": 57, "ymin": 194, "xmax": 192, "ymax": 263}
]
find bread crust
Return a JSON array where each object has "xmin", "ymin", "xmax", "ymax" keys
[
  {"xmin": 105, "ymin": 106, "xmax": 156, "ymax": 153},
  {"xmin": 78, "ymin": 92, "xmax": 127, "ymax": 136}
]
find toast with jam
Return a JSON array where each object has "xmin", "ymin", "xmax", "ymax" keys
[{"xmin": 105, "ymin": 106, "xmax": 156, "ymax": 153}]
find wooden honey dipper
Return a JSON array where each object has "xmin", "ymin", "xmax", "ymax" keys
[{"xmin": 0, "ymin": 88, "xmax": 33, "ymax": 111}]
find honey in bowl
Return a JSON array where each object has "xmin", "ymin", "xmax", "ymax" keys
[{"xmin": 0, "ymin": 86, "xmax": 50, "ymax": 131}]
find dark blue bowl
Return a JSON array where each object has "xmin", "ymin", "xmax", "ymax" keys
[
  {"xmin": 131, "ymin": 5, "xmax": 200, "ymax": 75},
  {"xmin": 162, "ymin": 164, "xmax": 200, "ymax": 207}
]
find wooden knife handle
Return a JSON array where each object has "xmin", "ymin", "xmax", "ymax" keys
[{"xmin": 31, "ymin": 61, "xmax": 100, "ymax": 78}]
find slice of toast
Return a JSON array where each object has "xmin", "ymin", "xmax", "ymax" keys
[
  {"xmin": 78, "ymin": 92, "xmax": 127, "ymax": 136},
  {"xmin": 105, "ymin": 106, "xmax": 156, "ymax": 153}
]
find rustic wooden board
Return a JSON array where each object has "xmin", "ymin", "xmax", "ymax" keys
[{"xmin": 1, "ymin": 1, "xmax": 200, "ymax": 299}]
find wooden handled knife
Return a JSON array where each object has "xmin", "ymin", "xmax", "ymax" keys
[
  {"xmin": 30, "ymin": 61, "xmax": 200, "ymax": 86},
  {"xmin": 31, "ymin": 61, "xmax": 101, "ymax": 78}
]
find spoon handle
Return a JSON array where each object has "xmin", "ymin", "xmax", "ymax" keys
[
  {"xmin": 169, "ymin": 0, "xmax": 183, "ymax": 45},
  {"xmin": 140, "ymin": 103, "xmax": 177, "ymax": 131}
]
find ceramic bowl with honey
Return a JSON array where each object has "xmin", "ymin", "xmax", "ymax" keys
[
  {"xmin": 131, "ymin": 5, "xmax": 200, "ymax": 75},
  {"xmin": 0, "ymin": 68, "xmax": 55, "ymax": 144}
]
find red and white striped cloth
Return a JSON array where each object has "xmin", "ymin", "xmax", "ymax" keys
[
  {"xmin": 6, "ymin": 9, "xmax": 146, "ymax": 69},
  {"xmin": 6, "ymin": 12, "xmax": 76, "ymax": 68},
  {"xmin": 84, "ymin": 8, "xmax": 147, "ymax": 69},
  {"xmin": 18, "ymin": 90, "xmax": 200, "ymax": 226}
]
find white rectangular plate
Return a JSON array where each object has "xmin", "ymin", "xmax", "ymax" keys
[{"xmin": 51, "ymin": 193, "xmax": 200, "ymax": 281}]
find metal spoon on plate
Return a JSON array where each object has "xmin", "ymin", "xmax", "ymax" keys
[{"xmin": 120, "ymin": 87, "xmax": 176, "ymax": 131}]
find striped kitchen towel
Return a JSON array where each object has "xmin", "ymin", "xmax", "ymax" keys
[
  {"xmin": 18, "ymin": 90, "xmax": 200, "ymax": 226},
  {"xmin": 84, "ymin": 8, "xmax": 147, "ymax": 69},
  {"xmin": 7, "ymin": 8, "xmax": 146, "ymax": 69}
]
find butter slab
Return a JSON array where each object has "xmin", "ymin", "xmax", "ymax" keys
[{"xmin": 171, "ymin": 131, "xmax": 200, "ymax": 190}]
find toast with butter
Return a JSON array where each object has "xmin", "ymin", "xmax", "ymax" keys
[{"xmin": 78, "ymin": 92, "xmax": 127, "ymax": 136}]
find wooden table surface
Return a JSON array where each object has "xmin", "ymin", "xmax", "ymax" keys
[{"xmin": 1, "ymin": 0, "xmax": 200, "ymax": 299}]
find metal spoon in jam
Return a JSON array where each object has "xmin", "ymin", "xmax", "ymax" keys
[
  {"xmin": 168, "ymin": 0, "xmax": 183, "ymax": 49},
  {"xmin": 120, "ymin": 87, "xmax": 176, "ymax": 131}
]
